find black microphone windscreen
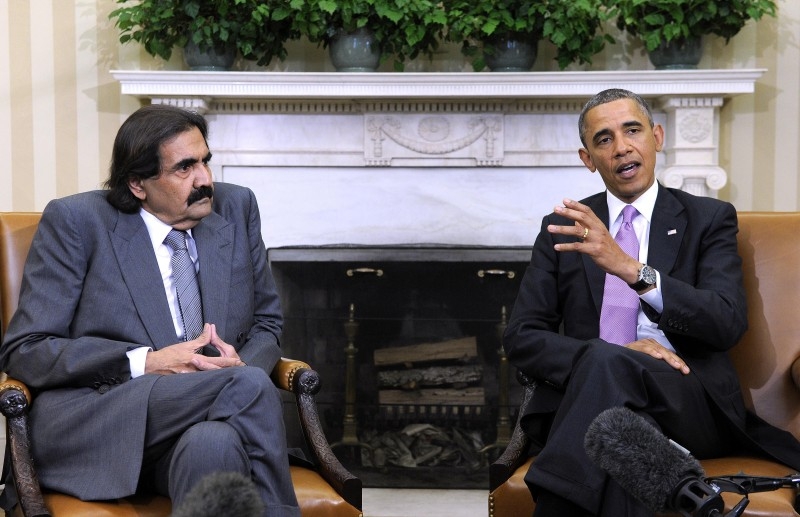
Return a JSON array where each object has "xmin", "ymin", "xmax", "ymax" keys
[
  {"xmin": 171, "ymin": 471, "xmax": 264, "ymax": 517},
  {"xmin": 584, "ymin": 406, "xmax": 705, "ymax": 512}
]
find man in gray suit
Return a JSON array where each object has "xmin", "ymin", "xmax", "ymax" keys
[{"xmin": 0, "ymin": 105, "xmax": 300, "ymax": 516}]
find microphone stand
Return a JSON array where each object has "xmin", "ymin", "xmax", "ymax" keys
[{"xmin": 687, "ymin": 474, "xmax": 800, "ymax": 517}]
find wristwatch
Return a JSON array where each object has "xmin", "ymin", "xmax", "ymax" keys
[{"xmin": 628, "ymin": 264, "xmax": 657, "ymax": 291}]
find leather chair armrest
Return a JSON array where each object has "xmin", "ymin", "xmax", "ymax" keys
[
  {"xmin": 270, "ymin": 357, "xmax": 312, "ymax": 392},
  {"xmin": 0, "ymin": 375, "xmax": 50, "ymax": 517},
  {"xmin": 490, "ymin": 373, "xmax": 537, "ymax": 491},
  {"xmin": 0, "ymin": 375, "xmax": 32, "ymax": 406},
  {"xmin": 272, "ymin": 357, "xmax": 362, "ymax": 512}
]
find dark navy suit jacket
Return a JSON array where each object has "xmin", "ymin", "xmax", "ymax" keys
[{"xmin": 505, "ymin": 183, "xmax": 800, "ymax": 471}]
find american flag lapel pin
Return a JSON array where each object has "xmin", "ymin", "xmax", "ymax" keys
[{"xmin": 667, "ymin": 229, "xmax": 677, "ymax": 235}]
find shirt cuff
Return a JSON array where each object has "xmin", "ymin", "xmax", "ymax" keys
[
  {"xmin": 127, "ymin": 346, "xmax": 152, "ymax": 378},
  {"xmin": 639, "ymin": 269, "xmax": 663, "ymax": 313}
]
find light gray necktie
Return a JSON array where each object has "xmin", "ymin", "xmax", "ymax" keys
[{"xmin": 164, "ymin": 229, "xmax": 203, "ymax": 341}]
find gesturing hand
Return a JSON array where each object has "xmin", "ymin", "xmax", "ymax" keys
[{"xmin": 548, "ymin": 198, "xmax": 641, "ymax": 285}]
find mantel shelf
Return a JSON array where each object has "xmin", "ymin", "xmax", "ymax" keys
[
  {"xmin": 112, "ymin": 69, "xmax": 765, "ymax": 102},
  {"xmin": 112, "ymin": 69, "xmax": 764, "ymax": 249}
]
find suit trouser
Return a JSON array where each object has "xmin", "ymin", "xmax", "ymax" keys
[
  {"xmin": 140, "ymin": 366, "xmax": 300, "ymax": 517},
  {"xmin": 525, "ymin": 342, "xmax": 734, "ymax": 517}
]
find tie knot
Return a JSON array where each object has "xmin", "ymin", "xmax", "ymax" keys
[
  {"xmin": 622, "ymin": 205, "xmax": 639, "ymax": 224},
  {"xmin": 164, "ymin": 229, "xmax": 188, "ymax": 251}
]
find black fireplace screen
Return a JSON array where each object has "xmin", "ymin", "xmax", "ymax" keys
[{"xmin": 269, "ymin": 245, "xmax": 530, "ymax": 488}]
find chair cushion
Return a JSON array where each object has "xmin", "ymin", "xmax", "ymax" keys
[
  {"xmin": 32, "ymin": 493, "xmax": 171, "ymax": 517},
  {"xmin": 14, "ymin": 466, "xmax": 361, "ymax": 517},
  {"xmin": 291, "ymin": 466, "xmax": 363, "ymax": 517},
  {"xmin": 488, "ymin": 456, "xmax": 799, "ymax": 517},
  {"xmin": 488, "ymin": 457, "xmax": 534, "ymax": 517}
]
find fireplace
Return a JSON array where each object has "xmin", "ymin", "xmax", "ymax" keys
[
  {"xmin": 270, "ymin": 245, "xmax": 529, "ymax": 487},
  {"xmin": 113, "ymin": 69, "xmax": 764, "ymax": 487}
]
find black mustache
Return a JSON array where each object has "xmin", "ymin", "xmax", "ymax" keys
[{"xmin": 187, "ymin": 186, "xmax": 214, "ymax": 205}]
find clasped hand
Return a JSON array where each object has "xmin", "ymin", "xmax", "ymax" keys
[{"xmin": 145, "ymin": 323, "xmax": 246, "ymax": 375}]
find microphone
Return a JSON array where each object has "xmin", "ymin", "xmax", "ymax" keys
[
  {"xmin": 171, "ymin": 471, "xmax": 264, "ymax": 517},
  {"xmin": 584, "ymin": 407, "xmax": 724, "ymax": 516}
]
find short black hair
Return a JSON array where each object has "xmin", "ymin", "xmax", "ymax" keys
[
  {"xmin": 104, "ymin": 104, "xmax": 209, "ymax": 213},
  {"xmin": 578, "ymin": 89, "xmax": 654, "ymax": 147}
]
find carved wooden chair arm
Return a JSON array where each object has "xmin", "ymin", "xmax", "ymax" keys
[
  {"xmin": 271, "ymin": 357, "xmax": 362, "ymax": 511},
  {"xmin": 0, "ymin": 375, "xmax": 51, "ymax": 517},
  {"xmin": 490, "ymin": 372, "xmax": 537, "ymax": 491}
]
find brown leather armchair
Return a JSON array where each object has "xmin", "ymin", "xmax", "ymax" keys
[
  {"xmin": 489, "ymin": 212, "xmax": 800, "ymax": 517},
  {"xmin": 0, "ymin": 212, "xmax": 362, "ymax": 517}
]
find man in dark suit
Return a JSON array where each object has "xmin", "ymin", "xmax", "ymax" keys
[
  {"xmin": 504, "ymin": 89, "xmax": 800, "ymax": 516},
  {"xmin": 0, "ymin": 105, "xmax": 299, "ymax": 516}
]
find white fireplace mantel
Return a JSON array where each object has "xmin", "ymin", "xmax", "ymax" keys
[
  {"xmin": 112, "ymin": 69, "xmax": 764, "ymax": 101},
  {"xmin": 112, "ymin": 70, "xmax": 765, "ymax": 249}
]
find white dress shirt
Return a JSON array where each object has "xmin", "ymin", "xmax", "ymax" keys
[
  {"xmin": 126, "ymin": 209, "xmax": 200, "ymax": 377},
  {"xmin": 606, "ymin": 181, "xmax": 675, "ymax": 351}
]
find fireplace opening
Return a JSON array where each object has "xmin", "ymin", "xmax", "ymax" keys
[{"xmin": 270, "ymin": 245, "xmax": 530, "ymax": 488}]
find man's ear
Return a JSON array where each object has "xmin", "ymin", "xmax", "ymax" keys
[
  {"xmin": 578, "ymin": 148, "xmax": 596, "ymax": 172},
  {"xmin": 128, "ymin": 178, "xmax": 146, "ymax": 201},
  {"xmin": 653, "ymin": 124, "xmax": 665, "ymax": 152}
]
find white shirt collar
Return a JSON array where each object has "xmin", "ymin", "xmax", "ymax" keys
[
  {"xmin": 138, "ymin": 208, "xmax": 196, "ymax": 254},
  {"xmin": 606, "ymin": 180, "xmax": 659, "ymax": 226}
]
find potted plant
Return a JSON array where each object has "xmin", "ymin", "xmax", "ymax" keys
[
  {"xmin": 287, "ymin": 0, "xmax": 447, "ymax": 72},
  {"xmin": 607, "ymin": 0, "xmax": 778, "ymax": 69},
  {"xmin": 109, "ymin": 0, "xmax": 299, "ymax": 70},
  {"xmin": 444, "ymin": 0, "xmax": 612, "ymax": 71}
]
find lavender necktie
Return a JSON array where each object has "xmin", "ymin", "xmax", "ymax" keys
[
  {"xmin": 165, "ymin": 229, "xmax": 203, "ymax": 341},
  {"xmin": 599, "ymin": 205, "xmax": 640, "ymax": 345}
]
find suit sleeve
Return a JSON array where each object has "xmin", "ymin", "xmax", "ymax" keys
[
  {"xmin": 233, "ymin": 188, "xmax": 283, "ymax": 373},
  {"xmin": 658, "ymin": 202, "xmax": 747, "ymax": 352},
  {"xmin": 503, "ymin": 215, "xmax": 600, "ymax": 389},
  {"xmin": 0, "ymin": 199, "xmax": 136, "ymax": 390}
]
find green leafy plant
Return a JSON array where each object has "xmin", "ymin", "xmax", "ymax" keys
[
  {"xmin": 444, "ymin": 0, "xmax": 613, "ymax": 70},
  {"xmin": 607, "ymin": 0, "xmax": 778, "ymax": 52},
  {"xmin": 286, "ymin": 0, "xmax": 447, "ymax": 71},
  {"xmin": 109, "ymin": 0, "xmax": 299, "ymax": 67}
]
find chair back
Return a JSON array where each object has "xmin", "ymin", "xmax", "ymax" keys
[
  {"xmin": 731, "ymin": 212, "xmax": 800, "ymax": 439},
  {"xmin": 0, "ymin": 213, "xmax": 41, "ymax": 334}
]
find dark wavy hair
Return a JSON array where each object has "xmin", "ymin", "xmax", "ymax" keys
[
  {"xmin": 104, "ymin": 104, "xmax": 209, "ymax": 213},
  {"xmin": 578, "ymin": 89, "xmax": 654, "ymax": 148}
]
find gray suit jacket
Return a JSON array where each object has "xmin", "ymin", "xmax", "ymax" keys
[{"xmin": 0, "ymin": 182, "xmax": 283, "ymax": 500}]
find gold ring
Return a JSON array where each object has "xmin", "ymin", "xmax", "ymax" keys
[{"xmin": 582, "ymin": 227, "xmax": 589, "ymax": 240}]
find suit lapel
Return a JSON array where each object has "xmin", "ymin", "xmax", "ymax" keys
[
  {"xmin": 192, "ymin": 212, "xmax": 234, "ymax": 340},
  {"xmin": 111, "ymin": 212, "xmax": 178, "ymax": 349},
  {"xmin": 647, "ymin": 185, "xmax": 686, "ymax": 275},
  {"xmin": 582, "ymin": 185, "xmax": 685, "ymax": 316},
  {"xmin": 583, "ymin": 195, "xmax": 609, "ymax": 315}
]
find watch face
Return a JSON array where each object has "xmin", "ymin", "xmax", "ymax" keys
[{"xmin": 642, "ymin": 265, "xmax": 657, "ymax": 284}]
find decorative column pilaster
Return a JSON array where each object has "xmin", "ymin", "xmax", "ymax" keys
[{"xmin": 657, "ymin": 97, "xmax": 727, "ymax": 198}]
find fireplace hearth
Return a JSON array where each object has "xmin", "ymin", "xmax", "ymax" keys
[{"xmin": 270, "ymin": 245, "xmax": 529, "ymax": 488}]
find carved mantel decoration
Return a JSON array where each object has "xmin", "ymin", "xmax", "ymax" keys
[{"xmin": 112, "ymin": 70, "xmax": 764, "ymax": 249}]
